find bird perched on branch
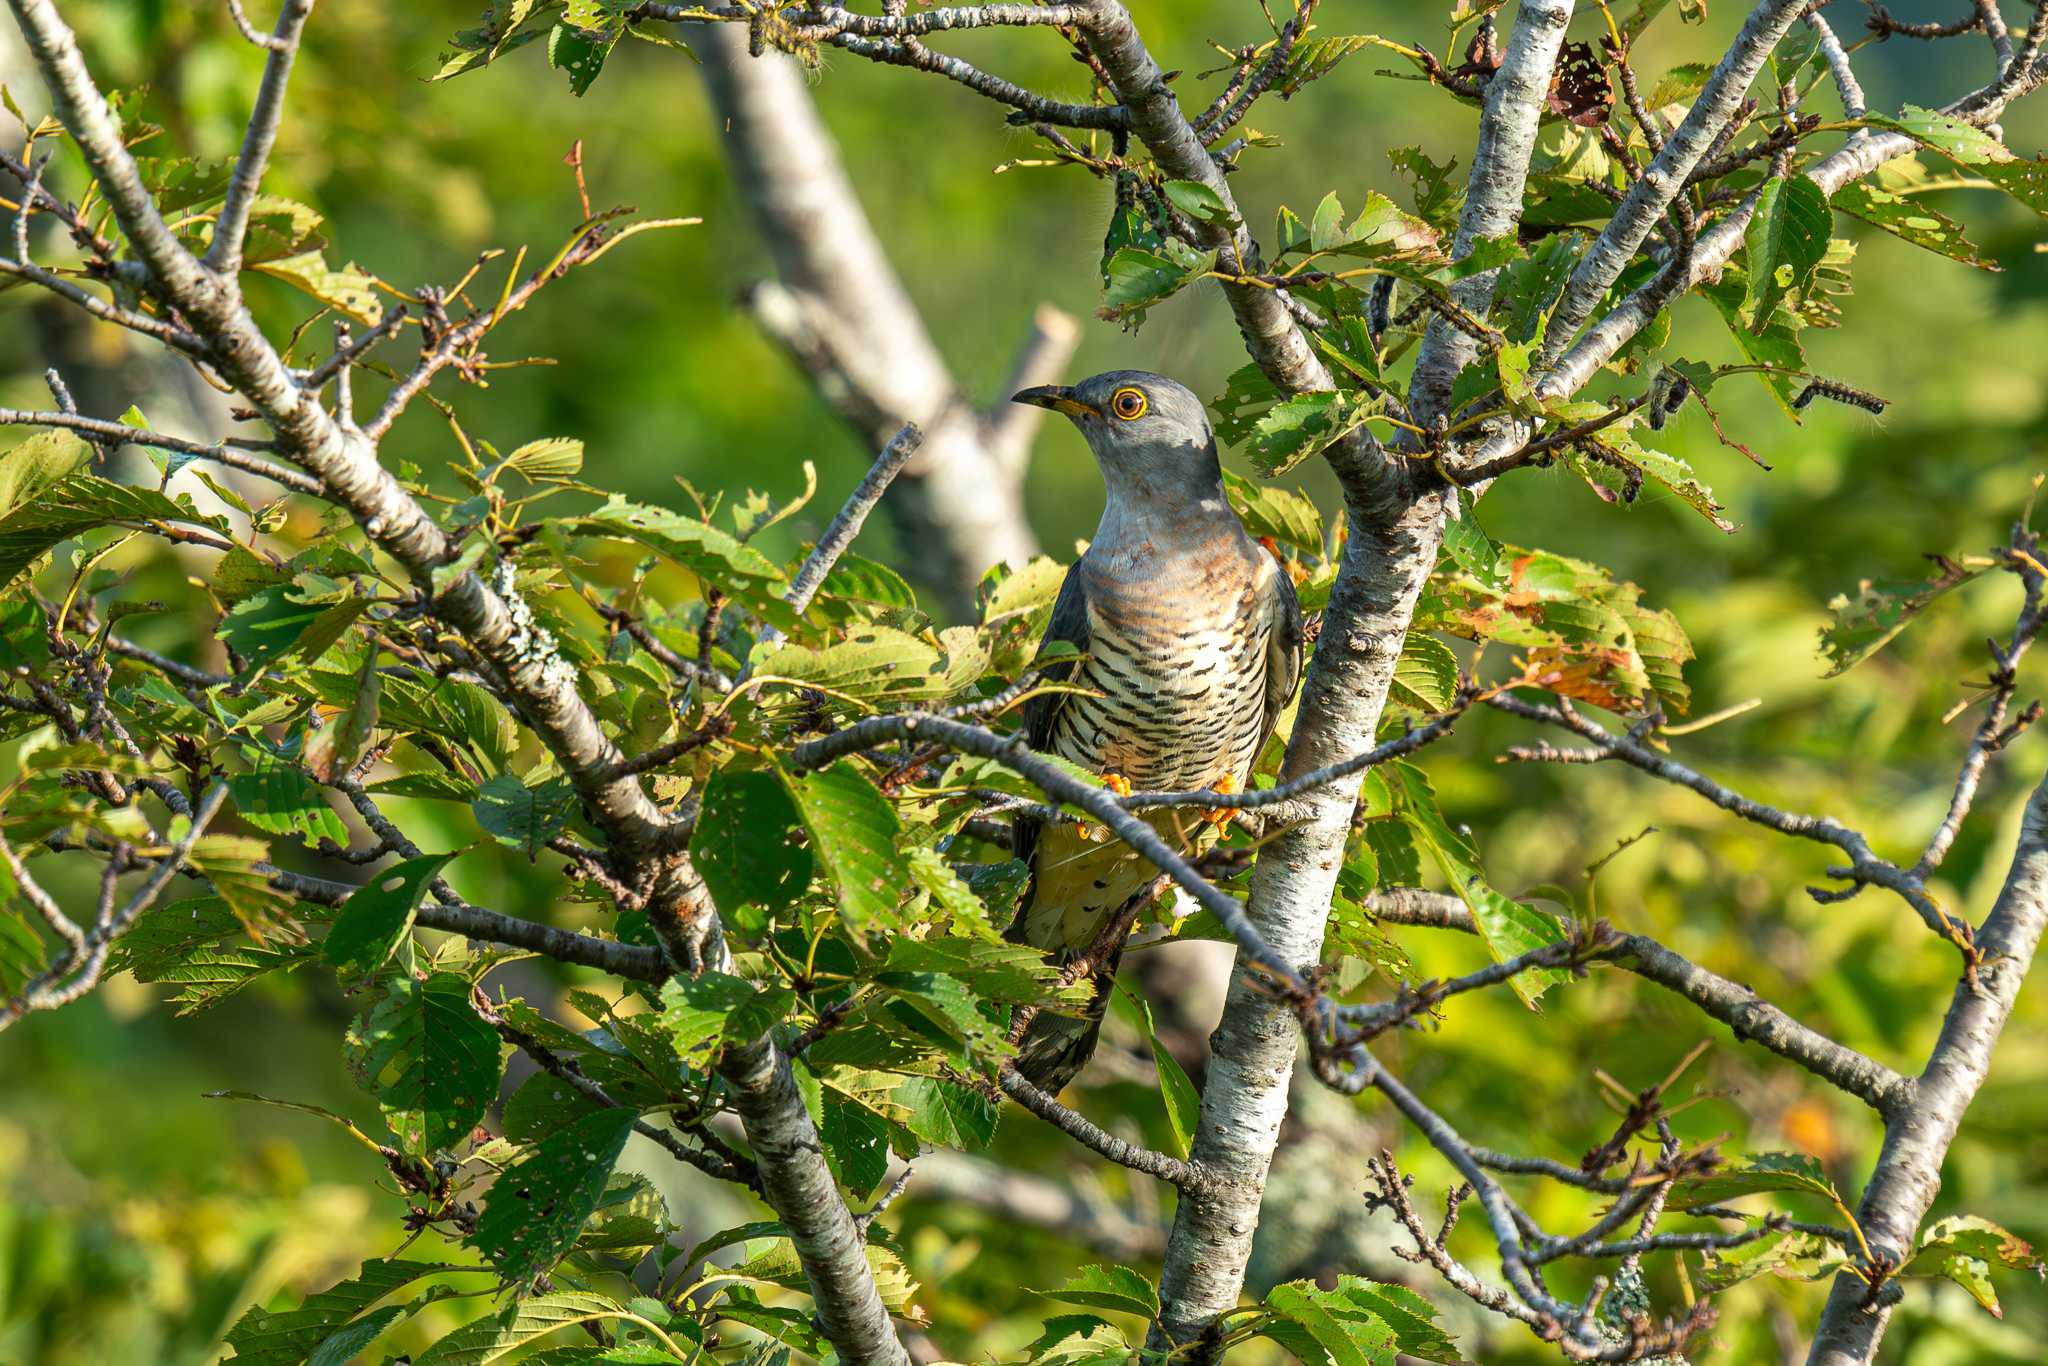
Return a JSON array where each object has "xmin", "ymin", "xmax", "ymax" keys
[{"xmin": 1004, "ymin": 371, "xmax": 1302, "ymax": 1092}]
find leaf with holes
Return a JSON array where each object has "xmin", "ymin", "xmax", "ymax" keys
[
  {"xmin": 223, "ymin": 1259, "xmax": 464, "ymax": 1366},
  {"xmin": 468, "ymin": 1109, "xmax": 637, "ymax": 1287},
  {"xmin": 1832, "ymin": 181, "xmax": 1996, "ymax": 270},
  {"xmin": 413, "ymin": 1291, "xmax": 633, "ymax": 1364},
  {"xmin": 344, "ymin": 971, "xmax": 503, "ymax": 1152},
  {"xmin": 1743, "ymin": 176, "xmax": 1831, "ymax": 325},
  {"xmin": 1820, "ymin": 554, "xmax": 1989, "ymax": 675},
  {"xmin": 229, "ymin": 755, "xmax": 349, "ymax": 845},
  {"xmin": 324, "ymin": 853, "xmax": 455, "ymax": 976},
  {"xmin": 472, "ymin": 772, "xmax": 576, "ymax": 859}
]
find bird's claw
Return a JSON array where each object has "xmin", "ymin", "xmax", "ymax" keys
[{"xmin": 1202, "ymin": 775, "xmax": 1239, "ymax": 831}]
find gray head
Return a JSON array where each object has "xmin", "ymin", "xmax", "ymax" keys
[{"xmin": 1012, "ymin": 370, "xmax": 1224, "ymax": 507}]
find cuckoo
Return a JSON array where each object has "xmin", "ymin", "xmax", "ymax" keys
[{"xmin": 1004, "ymin": 370, "xmax": 1303, "ymax": 1093}]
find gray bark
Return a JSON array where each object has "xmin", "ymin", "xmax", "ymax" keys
[
  {"xmin": 697, "ymin": 25, "xmax": 1056, "ymax": 610},
  {"xmin": 1806, "ymin": 775, "xmax": 2048, "ymax": 1363}
]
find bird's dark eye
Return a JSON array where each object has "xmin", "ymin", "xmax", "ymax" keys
[{"xmin": 1110, "ymin": 387, "xmax": 1147, "ymax": 420}]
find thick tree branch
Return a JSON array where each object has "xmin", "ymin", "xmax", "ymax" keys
[
  {"xmin": 1540, "ymin": 0, "xmax": 1809, "ymax": 364},
  {"xmin": 1408, "ymin": 0, "xmax": 1575, "ymax": 420},
  {"xmin": 697, "ymin": 24, "xmax": 1045, "ymax": 610},
  {"xmin": 206, "ymin": 0, "xmax": 313, "ymax": 275},
  {"xmin": 1808, "ymin": 772, "xmax": 2048, "ymax": 1363},
  {"xmin": 718, "ymin": 1035, "xmax": 912, "ymax": 1366}
]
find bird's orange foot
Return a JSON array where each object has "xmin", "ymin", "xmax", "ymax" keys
[
  {"xmin": 1202, "ymin": 775, "xmax": 1239, "ymax": 831},
  {"xmin": 1102, "ymin": 771, "xmax": 1133, "ymax": 798}
]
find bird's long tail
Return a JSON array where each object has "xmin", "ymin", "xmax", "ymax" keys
[{"xmin": 1011, "ymin": 942, "xmax": 1125, "ymax": 1094}]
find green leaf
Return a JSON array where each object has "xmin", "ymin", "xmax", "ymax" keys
[
  {"xmin": 1276, "ymin": 35, "xmax": 1410, "ymax": 98},
  {"xmin": 306, "ymin": 647, "xmax": 382, "ymax": 782},
  {"xmin": 1666, "ymin": 1151, "xmax": 1841, "ymax": 1212},
  {"xmin": 893, "ymin": 1074, "xmax": 999, "ymax": 1149},
  {"xmin": 413, "ymin": 1292, "xmax": 632, "ymax": 1365},
  {"xmin": 1703, "ymin": 273, "xmax": 1807, "ymax": 416},
  {"xmin": 1264, "ymin": 1280, "xmax": 1397, "ymax": 1366},
  {"xmin": 658, "ymin": 970, "xmax": 790, "ymax": 1057},
  {"xmin": 574, "ymin": 497, "xmax": 796, "ymax": 627},
  {"xmin": 307, "ymin": 1305, "xmax": 412, "ymax": 1366},
  {"xmin": 693, "ymin": 770, "xmax": 812, "ymax": 919},
  {"xmin": 1245, "ymin": 391, "xmax": 1377, "ymax": 477},
  {"xmin": 344, "ymin": 972, "xmax": 503, "ymax": 1152},
  {"xmin": 223, "ymin": 1259, "xmax": 463, "ymax": 1366},
  {"xmin": 499, "ymin": 437, "xmax": 584, "ymax": 481},
  {"xmin": 468, "ymin": 1109, "xmax": 637, "ymax": 1287},
  {"xmin": 1221, "ymin": 469, "xmax": 1324, "ymax": 557},
  {"xmin": 1902, "ymin": 1214, "xmax": 2042, "ymax": 1317},
  {"xmin": 754, "ymin": 625, "xmax": 986, "ymax": 707},
  {"xmin": 787, "ymin": 762, "xmax": 907, "ymax": 933},
  {"xmin": 1389, "ymin": 634, "xmax": 1459, "ymax": 713},
  {"xmin": 1820, "ymin": 554, "xmax": 1988, "ymax": 675},
  {"xmin": 1390, "ymin": 763, "xmax": 1567, "ymax": 1006},
  {"xmin": 1831, "ymin": 181, "xmax": 1997, "ymax": 270},
  {"xmin": 229, "ymin": 755, "xmax": 349, "ymax": 845},
  {"xmin": 1130, "ymin": 995, "xmax": 1199, "ymax": 1159},
  {"xmin": 0, "ymin": 429, "xmax": 91, "ymax": 520},
  {"xmin": 473, "ymin": 772, "xmax": 576, "ymax": 858},
  {"xmin": 1035, "ymin": 1263, "xmax": 1160, "ymax": 1319},
  {"xmin": 1743, "ymin": 176, "xmax": 1831, "ymax": 325},
  {"xmin": 324, "ymin": 853, "xmax": 456, "ymax": 975},
  {"xmin": 1161, "ymin": 179, "xmax": 1233, "ymax": 224},
  {"xmin": 219, "ymin": 582, "xmax": 368, "ymax": 673},
  {"xmin": 249, "ymin": 250, "xmax": 385, "ymax": 325},
  {"xmin": 1098, "ymin": 243, "xmax": 1217, "ymax": 325},
  {"xmin": 0, "ymin": 901, "xmax": 47, "ymax": 999},
  {"xmin": 0, "ymin": 474, "xmax": 225, "ymax": 587}
]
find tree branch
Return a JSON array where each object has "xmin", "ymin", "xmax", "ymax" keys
[
  {"xmin": 206, "ymin": 0, "xmax": 313, "ymax": 275},
  {"xmin": 1808, "ymin": 771, "xmax": 2048, "ymax": 1363},
  {"xmin": 717, "ymin": 1034, "xmax": 912, "ymax": 1366},
  {"xmin": 1539, "ymin": 0, "xmax": 1809, "ymax": 364}
]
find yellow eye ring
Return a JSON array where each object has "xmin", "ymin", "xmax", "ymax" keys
[{"xmin": 1110, "ymin": 387, "xmax": 1148, "ymax": 420}]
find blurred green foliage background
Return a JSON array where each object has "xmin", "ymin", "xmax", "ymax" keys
[{"xmin": 5, "ymin": 1, "xmax": 2048, "ymax": 1361}]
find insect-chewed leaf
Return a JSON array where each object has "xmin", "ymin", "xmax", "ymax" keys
[
  {"xmin": 229, "ymin": 753, "xmax": 349, "ymax": 845},
  {"xmin": 323, "ymin": 853, "xmax": 456, "ymax": 975},
  {"xmin": 1820, "ymin": 554, "xmax": 1988, "ymax": 675},
  {"xmin": 1695, "ymin": 1226, "xmax": 1841, "ymax": 1291},
  {"xmin": 879, "ymin": 935, "xmax": 1088, "ymax": 1007},
  {"xmin": 344, "ymin": 971, "xmax": 504, "ymax": 1153},
  {"xmin": 658, "ymin": 969, "xmax": 793, "ymax": 1058},
  {"xmin": 1703, "ymin": 271, "xmax": 1808, "ymax": 416},
  {"xmin": 1832, "ymin": 181, "xmax": 1997, "ymax": 270},
  {"xmin": 1902, "ymin": 1214, "xmax": 2043, "ymax": 1317},
  {"xmin": 472, "ymin": 771, "xmax": 577, "ymax": 859},
  {"xmin": 754, "ymin": 624, "xmax": 986, "ymax": 707},
  {"xmin": 892, "ymin": 1074, "xmax": 1000, "ymax": 1149},
  {"xmin": 1244, "ymin": 390, "xmax": 1379, "ymax": 477},
  {"xmin": 1665, "ymin": 1150, "xmax": 1840, "ymax": 1212},
  {"xmin": 107, "ymin": 894, "xmax": 320, "ymax": 1013},
  {"xmin": 1743, "ymin": 176, "xmax": 1832, "ymax": 325},
  {"xmin": 1419, "ymin": 544, "xmax": 1695, "ymax": 715},
  {"xmin": 467, "ymin": 1109, "xmax": 637, "ymax": 1288}
]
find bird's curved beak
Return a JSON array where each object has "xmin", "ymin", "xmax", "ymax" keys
[{"xmin": 1011, "ymin": 384, "xmax": 1099, "ymax": 418}]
